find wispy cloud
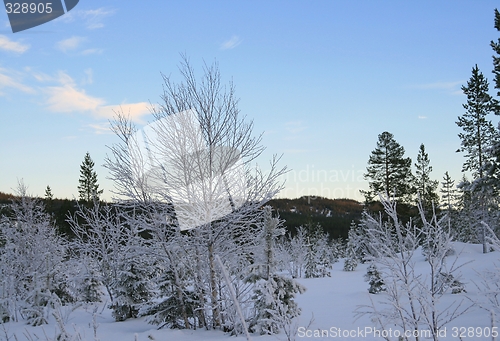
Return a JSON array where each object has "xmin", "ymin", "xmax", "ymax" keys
[
  {"xmin": 0, "ymin": 35, "xmax": 29, "ymax": 53},
  {"xmin": 284, "ymin": 149, "xmax": 309, "ymax": 154},
  {"xmin": 44, "ymin": 78, "xmax": 105, "ymax": 113},
  {"xmin": 87, "ymin": 123, "xmax": 112, "ymax": 135},
  {"xmin": 418, "ymin": 115, "xmax": 427, "ymax": 119},
  {"xmin": 81, "ymin": 48, "xmax": 103, "ymax": 55},
  {"xmin": 411, "ymin": 80, "xmax": 464, "ymax": 93},
  {"xmin": 285, "ymin": 120, "xmax": 307, "ymax": 134},
  {"xmin": 81, "ymin": 8, "xmax": 115, "ymax": 29},
  {"xmin": 56, "ymin": 36, "xmax": 86, "ymax": 53},
  {"xmin": 0, "ymin": 68, "xmax": 34, "ymax": 95},
  {"xmin": 82, "ymin": 68, "xmax": 93, "ymax": 85},
  {"xmin": 95, "ymin": 102, "xmax": 151, "ymax": 123},
  {"xmin": 221, "ymin": 35, "xmax": 242, "ymax": 50},
  {"xmin": 62, "ymin": 8, "xmax": 115, "ymax": 29},
  {"xmin": 40, "ymin": 71, "xmax": 150, "ymax": 123}
]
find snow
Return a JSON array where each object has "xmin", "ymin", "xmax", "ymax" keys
[{"xmin": 1, "ymin": 242, "xmax": 498, "ymax": 341}]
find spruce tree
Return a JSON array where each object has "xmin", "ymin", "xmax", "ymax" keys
[
  {"xmin": 77, "ymin": 152, "xmax": 103, "ymax": 202},
  {"xmin": 455, "ymin": 176, "xmax": 477, "ymax": 243},
  {"xmin": 364, "ymin": 263, "xmax": 385, "ymax": 294},
  {"xmin": 363, "ymin": 131, "xmax": 413, "ymax": 203},
  {"xmin": 414, "ymin": 144, "xmax": 439, "ymax": 213},
  {"xmin": 440, "ymin": 171, "xmax": 458, "ymax": 233},
  {"xmin": 44, "ymin": 186, "xmax": 53, "ymax": 200},
  {"xmin": 343, "ymin": 228, "xmax": 358, "ymax": 271}
]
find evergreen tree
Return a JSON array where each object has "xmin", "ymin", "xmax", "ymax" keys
[
  {"xmin": 456, "ymin": 65, "xmax": 497, "ymax": 180},
  {"xmin": 482, "ymin": 9, "xmax": 500, "ymax": 197},
  {"xmin": 249, "ymin": 275, "xmax": 305, "ymax": 335},
  {"xmin": 362, "ymin": 131, "xmax": 413, "ymax": 203},
  {"xmin": 44, "ymin": 185, "xmax": 53, "ymax": 211},
  {"xmin": 414, "ymin": 144, "xmax": 439, "ymax": 213},
  {"xmin": 455, "ymin": 176, "xmax": 477, "ymax": 243},
  {"xmin": 111, "ymin": 260, "xmax": 152, "ymax": 321},
  {"xmin": 44, "ymin": 185, "xmax": 53, "ymax": 200},
  {"xmin": 343, "ymin": 229, "xmax": 358, "ymax": 271},
  {"xmin": 440, "ymin": 171, "xmax": 458, "ymax": 233},
  {"xmin": 491, "ymin": 9, "xmax": 500, "ymax": 98},
  {"xmin": 364, "ymin": 263, "xmax": 385, "ymax": 294},
  {"xmin": 77, "ymin": 152, "xmax": 103, "ymax": 203}
]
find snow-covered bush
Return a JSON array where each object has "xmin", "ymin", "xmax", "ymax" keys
[
  {"xmin": 248, "ymin": 274, "xmax": 305, "ymax": 335},
  {"xmin": 364, "ymin": 263, "xmax": 385, "ymax": 294},
  {"xmin": 343, "ymin": 229, "xmax": 358, "ymax": 271},
  {"xmin": 356, "ymin": 195, "xmax": 470, "ymax": 341},
  {"xmin": 0, "ymin": 183, "xmax": 70, "ymax": 325}
]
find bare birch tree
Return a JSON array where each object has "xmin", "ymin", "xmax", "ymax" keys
[{"xmin": 104, "ymin": 57, "xmax": 286, "ymax": 329}]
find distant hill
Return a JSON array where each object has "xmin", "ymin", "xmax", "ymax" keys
[
  {"xmin": 0, "ymin": 191, "xmax": 363, "ymax": 240},
  {"xmin": 268, "ymin": 196, "xmax": 364, "ymax": 239},
  {"xmin": 0, "ymin": 191, "xmax": 15, "ymax": 203}
]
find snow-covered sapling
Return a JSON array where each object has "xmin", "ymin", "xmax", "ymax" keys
[{"xmin": 364, "ymin": 263, "xmax": 385, "ymax": 294}]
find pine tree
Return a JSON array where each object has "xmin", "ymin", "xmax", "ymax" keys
[
  {"xmin": 362, "ymin": 131, "xmax": 413, "ymax": 203},
  {"xmin": 456, "ymin": 66, "xmax": 499, "ymax": 253},
  {"xmin": 77, "ymin": 152, "xmax": 103, "ymax": 203},
  {"xmin": 482, "ymin": 9, "xmax": 500, "ymax": 199},
  {"xmin": 414, "ymin": 144, "xmax": 439, "ymax": 213},
  {"xmin": 491, "ymin": 9, "xmax": 500, "ymax": 98},
  {"xmin": 456, "ymin": 65, "xmax": 497, "ymax": 180}
]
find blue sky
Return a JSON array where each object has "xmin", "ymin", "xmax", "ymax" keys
[{"xmin": 0, "ymin": 0, "xmax": 499, "ymax": 201}]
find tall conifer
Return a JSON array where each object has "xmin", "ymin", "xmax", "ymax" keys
[
  {"xmin": 363, "ymin": 131, "xmax": 413, "ymax": 203},
  {"xmin": 77, "ymin": 152, "xmax": 103, "ymax": 202}
]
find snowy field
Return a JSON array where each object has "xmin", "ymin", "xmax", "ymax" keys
[{"xmin": 1, "ymin": 242, "xmax": 497, "ymax": 341}]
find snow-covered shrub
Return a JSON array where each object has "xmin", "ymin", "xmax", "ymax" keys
[
  {"xmin": 343, "ymin": 229, "xmax": 358, "ymax": 271},
  {"xmin": 364, "ymin": 263, "xmax": 385, "ymax": 294},
  {"xmin": 356, "ymin": 195, "xmax": 471, "ymax": 341},
  {"xmin": 0, "ymin": 183, "xmax": 70, "ymax": 325},
  {"xmin": 111, "ymin": 260, "xmax": 152, "ymax": 321},
  {"xmin": 278, "ymin": 223, "xmax": 334, "ymax": 278},
  {"xmin": 248, "ymin": 274, "xmax": 305, "ymax": 335}
]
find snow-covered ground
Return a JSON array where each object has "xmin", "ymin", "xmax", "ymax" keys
[{"xmin": 1, "ymin": 242, "xmax": 498, "ymax": 341}]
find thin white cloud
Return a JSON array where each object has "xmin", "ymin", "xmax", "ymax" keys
[
  {"xmin": 418, "ymin": 115, "xmax": 427, "ymax": 119},
  {"xmin": 58, "ymin": 7, "xmax": 115, "ymax": 29},
  {"xmin": 56, "ymin": 37, "xmax": 103, "ymax": 56},
  {"xmin": 56, "ymin": 36, "xmax": 86, "ymax": 53},
  {"xmin": 284, "ymin": 149, "xmax": 309, "ymax": 154},
  {"xmin": 221, "ymin": 35, "xmax": 242, "ymax": 50},
  {"xmin": 87, "ymin": 123, "xmax": 112, "ymax": 135},
  {"xmin": 81, "ymin": 48, "xmax": 103, "ymax": 55},
  {"xmin": 412, "ymin": 80, "xmax": 464, "ymax": 91},
  {"xmin": 80, "ymin": 8, "xmax": 115, "ymax": 29},
  {"xmin": 82, "ymin": 68, "xmax": 93, "ymax": 85},
  {"xmin": 0, "ymin": 68, "xmax": 34, "ymax": 94},
  {"xmin": 32, "ymin": 71, "xmax": 52, "ymax": 82},
  {"xmin": 285, "ymin": 120, "xmax": 307, "ymax": 134},
  {"xmin": 0, "ymin": 35, "xmax": 29, "ymax": 53}
]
